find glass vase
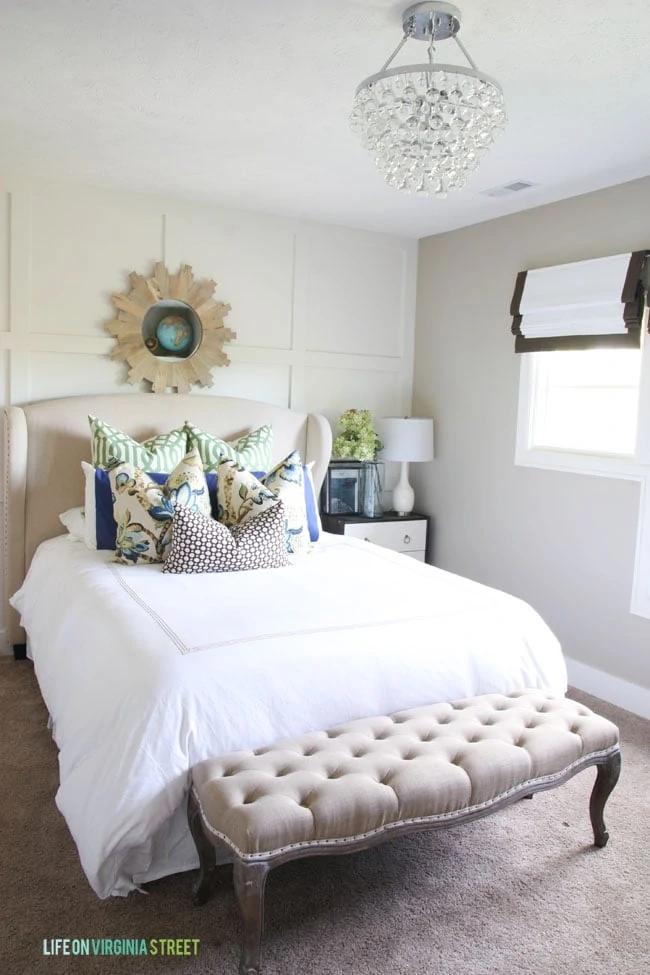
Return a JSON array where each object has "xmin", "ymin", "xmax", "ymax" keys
[{"xmin": 361, "ymin": 462, "xmax": 383, "ymax": 518}]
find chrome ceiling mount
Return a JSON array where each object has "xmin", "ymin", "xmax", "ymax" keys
[
  {"xmin": 402, "ymin": 2, "xmax": 461, "ymax": 42},
  {"xmin": 350, "ymin": 1, "xmax": 506, "ymax": 196}
]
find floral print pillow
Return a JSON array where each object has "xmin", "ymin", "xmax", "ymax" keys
[
  {"xmin": 262, "ymin": 451, "xmax": 311, "ymax": 558},
  {"xmin": 110, "ymin": 447, "xmax": 211, "ymax": 565},
  {"xmin": 217, "ymin": 451, "xmax": 311, "ymax": 558},
  {"xmin": 216, "ymin": 462, "xmax": 279, "ymax": 527}
]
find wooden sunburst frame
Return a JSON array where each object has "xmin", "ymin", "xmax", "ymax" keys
[{"xmin": 106, "ymin": 262, "xmax": 236, "ymax": 394}]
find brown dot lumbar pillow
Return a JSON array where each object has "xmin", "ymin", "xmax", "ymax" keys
[{"xmin": 163, "ymin": 501, "xmax": 290, "ymax": 574}]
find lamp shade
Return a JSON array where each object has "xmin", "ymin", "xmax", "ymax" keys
[{"xmin": 376, "ymin": 417, "xmax": 434, "ymax": 463}]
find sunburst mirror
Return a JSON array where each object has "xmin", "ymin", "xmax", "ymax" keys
[{"xmin": 106, "ymin": 262, "xmax": 236, "ymax": 393}]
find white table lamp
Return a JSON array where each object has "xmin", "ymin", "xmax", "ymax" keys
[{"xmin": 376, "ymin": 417, "xmax": 434, "ymax": 516}]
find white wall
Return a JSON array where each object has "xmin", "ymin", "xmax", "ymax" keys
[
  {"xmin": 413, "ymin": 176, "xmax": 650, "ymax": 695},
  {"xmin": 0, "ymin": 179, "xmax": 417, "ymax": 645}
]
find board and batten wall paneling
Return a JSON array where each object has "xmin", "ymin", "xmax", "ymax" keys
[
  {"xmin": 0, "ymin": 191, "xmax": 9, "ymax": 334},
  {"xmin": 29, "ymin": 190, "xmax": 164, "ymax": 337},
  {"xmin": 0, "ymin": 182, "xmax": 417, "ymax": 649},
  {"xmin": 164, "ymin": 207, "xmax": 296, "ymax": 351},
  {"xmin": 299, "ymin": 229, "xmax": 408, "ymax": 358},
  {"xmin": 303, "ymin": 365, "xmax": 402, "ymax": 427},
  {"xmin": 27, "ymin": 350, "xmax": 134, "ymax": 401},
  {"xmin": 183, "ymin": 362, "xmax": 291, "ymax": 408}
]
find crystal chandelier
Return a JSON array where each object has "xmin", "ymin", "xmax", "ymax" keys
[{"xmin": 350, "ymin": 2, "xmax": 506, "ymax": 196}]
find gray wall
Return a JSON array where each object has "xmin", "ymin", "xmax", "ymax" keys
[{"xmin": 413, "ymin": 176, "xmax": 650, "ymax": 691}]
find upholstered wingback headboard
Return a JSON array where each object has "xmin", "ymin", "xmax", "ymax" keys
[{"xmin": 3, "ymin": 394, "xmax": 332, "ymax": 646}]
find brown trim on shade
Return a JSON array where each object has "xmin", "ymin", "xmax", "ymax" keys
[
  {"xmin": 622, "ymin": 250, "xmax": 648, "ymax": 334},
  {"xmin": 621, "ymin": 251, "xmax": 646, "ymax": 302},
  {"xmin": 510, "ymin": 270, "xmax": 527, "ymax": 317},
  {"xmin": 511, "ymin": 251, "xmax": 648, "ymax": 353},
  {"xmin": 515, "ymin": 331, "xmax": 641, "ymax": 353},
  {"xmin": 510, "ymin": 270, "xmax": 527, "ymax": 340}
]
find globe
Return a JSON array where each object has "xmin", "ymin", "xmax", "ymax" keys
[{"xmin": 156, "ymin": 315, "xmax": 193, "ymax": 353}]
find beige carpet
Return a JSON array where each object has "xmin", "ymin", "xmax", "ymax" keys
[{"xmin": 1, "ymin": 658, "xmax": 648, "ymax": 975}]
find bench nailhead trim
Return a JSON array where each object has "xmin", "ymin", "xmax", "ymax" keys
[{"xmin": 193, "ymin": 744, "xmax": 619, "ymax": 862}]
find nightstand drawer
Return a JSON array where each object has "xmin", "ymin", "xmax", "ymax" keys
[{"xmin": 343, "ymin": 519, "xmax": 427, "ymax": 553}]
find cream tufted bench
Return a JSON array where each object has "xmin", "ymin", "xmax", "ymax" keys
[{"xmin": 188, "ymin": 691, "xmax": 620, "ymax": 975}]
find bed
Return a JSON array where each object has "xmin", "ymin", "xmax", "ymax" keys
[{"xmin": 4, "ymin": 394, "xmax": 567, "ymax": 899}]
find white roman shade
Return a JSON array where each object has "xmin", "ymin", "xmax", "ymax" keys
[{"xmin": 510, "ymin": 251, "xmax": 648, "ymax": 352}]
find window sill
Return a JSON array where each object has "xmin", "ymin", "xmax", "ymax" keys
[{"xmin": 514, "ymin": 446, "xmax": 647, "ymax": 481}]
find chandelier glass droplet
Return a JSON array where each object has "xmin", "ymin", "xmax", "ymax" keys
[{"xmin": 350, "ymin": 3, "xmax": 506, "ymax": 196}]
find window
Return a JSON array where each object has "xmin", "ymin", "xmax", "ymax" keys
[
  {"xmin": 513, "ymin": 249, "xmax": 649, "ymax": 476},
  {"xmin": 511, "ymin": 250, "xmax": 650, "ymax": 619},
  {"xmin": 516, "ymin": 342, "xmax": 649, "ymax": 477},
  {"xmin": 516, "ymin": 343, "xmax": 650, "ymax": 620},
  {"xmin": 527, "ymin": 348, "xmax": 642, "ymax": 458}
]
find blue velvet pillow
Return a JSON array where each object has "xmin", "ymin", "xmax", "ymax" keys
[
  {"xmin": 87, "ymin": 467, "xmax": 218, "ymax": 550},
  {"xmin": 300, "ymin": 466, "xmax": 321, "ymax": 542}
]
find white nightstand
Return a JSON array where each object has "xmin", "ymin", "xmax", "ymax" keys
[{"xmin": 321, "ymin": 512, "xmax": 429, "ymax": 562}]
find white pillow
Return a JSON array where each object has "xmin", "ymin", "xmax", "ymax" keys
[
  {"xmin": 59, "ymin": 507, "xmax": 86, "ymax": 542},
  {"xmin": 82, "ymin": 461, "xmax": 99, "ymax": 550}
]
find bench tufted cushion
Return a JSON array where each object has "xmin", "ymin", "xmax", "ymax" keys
[{"xmin": 191, "ymin": 691, "xmax": 619, "ymax": 860}]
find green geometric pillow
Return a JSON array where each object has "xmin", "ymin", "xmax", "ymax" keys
[
  {"xmin": 89, "ymin": 415, "xmax": 187, "ymax": 473},
  {"xmin": 184, "ymin": 421, "xmax": 273, "ymax": 473}
]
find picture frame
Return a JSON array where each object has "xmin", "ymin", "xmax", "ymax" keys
[{"xmin": 321, "ymin": 461, "xmax": 364, "ymax": 515}]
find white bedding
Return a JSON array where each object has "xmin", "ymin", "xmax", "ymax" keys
[{"xmin": 11, "ymin": 532, "xmax": 566, "ymax": 898}]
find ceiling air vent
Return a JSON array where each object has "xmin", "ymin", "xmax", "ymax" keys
[{"xmin": 482, "ymin": 180, "xmax": 536, "ymax": 198}]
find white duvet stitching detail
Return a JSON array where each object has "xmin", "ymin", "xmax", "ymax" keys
[
  {"xmin": 106, "ymin": 555, "xmax": 442, "ymax": 656},
  {"xmin": 102, "ymin": 536, "xmax": 463, "ymax": 656},
  {"xmin": 107, "ymin": 564, "xmax": 191, "ymax": 655},
  {"xmin": 188, "ymin": 611, "xmax": 457, "ymax": 654}
]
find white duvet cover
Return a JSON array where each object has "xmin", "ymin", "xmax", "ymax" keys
[{"xmin": 11, "ymin": 533, "xmax": 567, "ymax": 898}]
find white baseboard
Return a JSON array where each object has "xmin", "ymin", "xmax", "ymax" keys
[
  {"xmin": 0, "ymin": 629, "xmax": 11, "ymax": 655},
  {"xmin": 566, "ymin": 656, "xmax": 650, "ymax": 719}
]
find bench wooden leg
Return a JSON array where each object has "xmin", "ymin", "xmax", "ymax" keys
[
  {"xmin": 233, "ymin": 860, "xmax": 270, "ymax": 975},
  {"xmin": 589, "ymin": 750, "xmax": 621, "ymax": 848},
  {"xmin": 187, "ymin": 789, "xmax": 218, "ymax": 906}
]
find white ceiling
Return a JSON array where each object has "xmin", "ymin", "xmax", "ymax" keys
[{"xmin": 2, "ymin": 0, "xmax": 650, "ymax": 239}]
